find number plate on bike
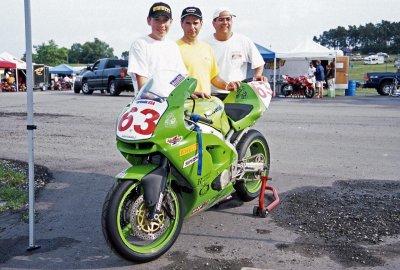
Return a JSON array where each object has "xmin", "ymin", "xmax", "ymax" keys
[
  {"xmin": 249, "ymin": 81, "xmax": 273, "ymax": 109},
  {"xmin": 117, "ymin": 100, "xmax": 168, "ymax": 140}
]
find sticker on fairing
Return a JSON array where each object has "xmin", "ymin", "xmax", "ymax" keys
[
  {"xmin": 249, "ymin": 81, "xmax": 273, "ymax": 109},
  {"xmin": 166, "ymin": 135, "xmax": 182, "ymax": 146},
  {"xmin": 117, "ymin": 100, "xmax": 168, "ymax": 140},
  {"xmin": 183, "ymin": 154, "xmax": 199, "ymax": 168}
]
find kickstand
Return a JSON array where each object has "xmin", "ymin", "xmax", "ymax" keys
[{"xmin": 252, "ymin": 175, "xmax": 280, "ymax": 218}]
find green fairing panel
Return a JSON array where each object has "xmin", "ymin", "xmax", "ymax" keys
[
  {"xmin": 116, "ymin": 164, "xmax": 158, "ymax": 180},
  {"xmin": 184, "ymin": 97, "xmax": 230, "ymax": 135},
  {"xmin": 223, "ymin": 84, "xmax": 265, "ymax": 131}
]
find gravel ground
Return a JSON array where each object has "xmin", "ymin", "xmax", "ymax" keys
[{"xmin": 272, "ymin": 180, "xmax": 400, "ymax": 267}]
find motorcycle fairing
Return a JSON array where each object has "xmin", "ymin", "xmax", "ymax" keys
[
  {"xmin": 223, "ymin": 82, "xmax": 269, "ymax": 131},
  {"xmin": 116, "ymin": 100, "xmax": 169, "ymax": 141}
]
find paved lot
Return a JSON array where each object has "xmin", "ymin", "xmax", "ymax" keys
[{"xmin": 0, "ymin": 90, "xmax": 399, "ymax": 269}]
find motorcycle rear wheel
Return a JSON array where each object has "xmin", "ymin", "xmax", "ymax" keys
[
  {"xmin": 305, "ymin": 87, "xmax": 315, "ymax": 98},
  {"xmin": 234, "ymin": 130, "xmax": 270, "ymax": 202},
  {"xmin": 102, "ymin": 180, "xmax": 183, "ymax": 262}
]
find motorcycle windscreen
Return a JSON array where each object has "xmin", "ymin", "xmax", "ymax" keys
[{"xmin": 116, "ymin": 71, "xmax": 187, "ymax": 141}]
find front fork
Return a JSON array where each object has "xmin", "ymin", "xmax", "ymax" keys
[{"xmin": 141, "ymin": 156, "xmax": 169, "ymax": 220}]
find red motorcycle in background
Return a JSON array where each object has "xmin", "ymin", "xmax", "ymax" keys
[{"xmin": 281, "ymin": 75, "xmax": 315, "ymax": 98}]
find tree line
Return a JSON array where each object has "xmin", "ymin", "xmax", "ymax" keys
[
  {"xmin": 23, "ymin": 38, "xmax": 129, "ymax": 66},
  {"xmin": 314, "ymin": 20, "xmax": 400, "ymax": 54}
]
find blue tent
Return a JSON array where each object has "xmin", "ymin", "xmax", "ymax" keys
[
  {"xmin": 49, "ymin": 64, "xmax": 79, "ymax": 75},
  {"xmin": 255, "ymin": 43, "xmax": 275, "ymax": 59}
]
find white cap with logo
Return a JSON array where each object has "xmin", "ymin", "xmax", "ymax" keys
[{"xmin": 212, "ymin": 8, "xmax": 236, "ymax": 20}]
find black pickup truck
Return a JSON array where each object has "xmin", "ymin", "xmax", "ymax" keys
[
  {"xmin": 364, "ymin": 72, "xmax": 400, "ymax": 95},
  {"xmin": 74, "ymin": 58, "xmax": 134, "ymax": 96}
]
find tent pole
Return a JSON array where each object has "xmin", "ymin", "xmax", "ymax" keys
[
  {"xmin": 24, "ymin": 0, "xmax": 40, "ymax": 251},
  {"xmin": 273, "ymin": 57, "xmax": 277, "ymax": 96},
  {"xmin": 16, "ymin": 68, "xmax": 19, "ymax": 92}
]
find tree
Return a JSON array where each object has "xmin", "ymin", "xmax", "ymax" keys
[
  {"xmin": 33, "ymin": 40, "xmax": 68, "ymax": 66},
  {"xmin": 68, "ymin": 43, "xmax": 84, "ymax": 64},
  {"xmin": 121, "ymin": 51, "xmax": 129, "ymax": 60},
  {"xmin": 80, "ymin": 38, "xmax": 114, "ymax": 63},
  {"xmin": 315, "ymin": 20, "xmax": 400, "ymax": 54}
]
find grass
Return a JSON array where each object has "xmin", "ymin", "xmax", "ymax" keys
[
  {"xmin": 0, "ymin": 163, "xmax": 27, "ymax": 211},
  {"xmin": 348, "ymin": 56, "xmax": 398, "ymax": 82}
]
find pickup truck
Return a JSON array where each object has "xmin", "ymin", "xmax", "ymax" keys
[
  {"xmin": 363, "ymin": 72, "xmax": 400, "ymax": 95},
  {"xmin": 74, "ymin": 58, "xmax": 134, "ymax": 96}
]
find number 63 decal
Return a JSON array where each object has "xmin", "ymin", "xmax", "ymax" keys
[{"xmin": 117, "ymin": 102, "xmax": 167, "ymax": 139}]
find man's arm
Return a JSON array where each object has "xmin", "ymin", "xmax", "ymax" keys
[
  {"xmin": 211, "ymin": 75, "xmax": 240, "ymax": 91},
  {"xmin": 135, "ymin": 74, "xmax": 148, "ymax": 90},
  {"xmin": 254, "ymin": 65, "xmax": 264, "ymax": 77}
]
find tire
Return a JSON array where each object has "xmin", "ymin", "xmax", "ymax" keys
[
  {"xmin": 108, "ymin": 80, "xmax": 120, "ymax": 96},
  {"xmin": 304, "ymin": 87, "xmax": 315, "ymax": 98},
  {"xmin": 74, "ymin": 88, "xmax": 80, "ymax": 94},
  {"xmin": 379, "ymin": 81, "xmax": 392, "ymax": 96},
  {"xmin": 82, "ymin": 82, "xmax": 93, "ymax": 95},
  {"xmin": 102, "ymin": 181, "xmax": 184, "ymax": 263},
  {"xmin": 281, "ymin": 84, "xmax": 292, "ymax": 97},
  {"xmin": 234, "ymin": 130, "xmax": 270, "ymax": 202}
]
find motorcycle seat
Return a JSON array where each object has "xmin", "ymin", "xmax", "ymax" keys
[{"xmin": 224, "ymin": 103, "xmax": 254, "ymax": 122}]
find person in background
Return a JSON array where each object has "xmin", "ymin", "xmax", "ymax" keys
[
  {"xmin": 206, "ymin": 7, "xmax": 266, "ymax": 100},
  {"xmin": 307, "ymin": 62, "xmax": 316, "ymax": 89},
  {"xmin": 325, "ymin": 61, "xmax": 335, "ymax": 92},
  {"xmin": 315, "ymin": 60, "xmax": 325, "ymax": 98},
  {"xmin": 177, "ymin": 6, "xmax": 239, "ymax": 99},
  {"xmin": 128, "ymin": 2, "xmax": 187, "ymax": 92}
]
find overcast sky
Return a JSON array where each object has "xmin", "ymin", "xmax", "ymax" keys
[{"xmin": 3, "ymin": 0, "xmax": 399, "ymax": 59}]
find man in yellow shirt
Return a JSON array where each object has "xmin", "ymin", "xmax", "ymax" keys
[{"xmin": 177, "ymin": 7, "xmax": 239, "ymax": 99}]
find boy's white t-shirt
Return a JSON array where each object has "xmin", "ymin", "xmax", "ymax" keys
[
  {"xmin": 128, "ymin": 35, "xmax": 187, "ymax": 91},
  {"xmin": 206, "ymin": 33, "xmax": 265, "ymax": 94}
]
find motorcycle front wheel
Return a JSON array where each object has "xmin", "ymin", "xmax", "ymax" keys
[
  {"xmin": 234, "ymin": 130, "xmax": 270, "ymax": 202},
  {"xmin": 281, "ymin": 84, "xmax": 292, "ymax": 97},
  {"xmin": 102, "ymin": 181, "xmax": 183, "ymax": 262}
]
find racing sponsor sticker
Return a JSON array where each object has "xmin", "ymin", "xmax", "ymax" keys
[
  {"xmin": 169, "ymin": 74, "xmax": 185, "ymax": 87},
  {"xmin": 166, "ymin": 135, "xmax": 182, "ymax": 146},
  {"xmin": 164, "ymin": 112, "xmax": 177, "ymax": 128},
  {"xmin": 179, "ymin": 143, "xmax": 198, "ymax": 156},
  {"xmin": 183, "ymin": 154, "xmax": 199, "ymax": 168}
]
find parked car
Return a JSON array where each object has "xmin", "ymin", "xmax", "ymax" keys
[
  {"xmin": 377, "ymin": 52, "xmax": 389, "ymax": 58},
  {"xmin": 73, "ymin": 66, "xmax": 92, "ymax": 93},
  {"xmin": 351, "ymin": 55, "xmax": 363, "ymax": 61},
  {"xmin": 394, "ymin": 58, "xmax": 400, "ymax": 68},
  {"xmin": 364, "ymin": 71, "xmax": 400, "ymax": 95},
  {"xmin": 76, "ymin": 59, "xmax": 134, "ymax": 96}
]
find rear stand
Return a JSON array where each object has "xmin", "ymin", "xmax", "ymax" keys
[{"xmin": 253, "ymin": 176, "xmax": 280, "ymax": 218}]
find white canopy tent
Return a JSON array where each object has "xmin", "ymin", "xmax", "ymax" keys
[
  {"xmin": 275, "ymin": 39, "xmax": 337, "ymax": 78},
  {"xmin": 258, "ymin": 39, "xmax": 337, "ymax": 94},
  {"xmin": 0, "ymin": 51, "xmax": 27, "ymax": 92}
]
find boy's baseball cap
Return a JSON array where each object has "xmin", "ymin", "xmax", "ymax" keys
[
  {"xmin": 212, "ymin": 8, "xmax": 236, "ymax": 20},
  {"xmin": 181, "ymin": 7, "xmax": 202, "ymax": 20},
  {"xmin": 148, "ymin": 2, "xmax": 172, "ymax": 18}
]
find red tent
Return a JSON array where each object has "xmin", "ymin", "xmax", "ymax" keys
[{"xmin": 0, "ymin": 60, "xmax": 16, "ymax": 69}]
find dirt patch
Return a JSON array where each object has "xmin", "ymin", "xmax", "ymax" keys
[
  {"xmin": 272, "ymin": 180, "xmax": 400, "ymax": 267},
  {"xmin": 162, "ymin": 251, "xmax": 253, "ymax": 270}
]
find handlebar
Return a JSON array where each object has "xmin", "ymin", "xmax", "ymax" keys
[{"xmin": 184, "ymin": 111, "xmax": 213, "ymax": 125}]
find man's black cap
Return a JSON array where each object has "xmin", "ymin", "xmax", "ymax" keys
[
  {"xmin": 148, "ymin": 2, "xmax": 172, "ymax": 19},
  {"xmin": 181, "ymin": 7, "xmax": 202, "ymax": 21}
]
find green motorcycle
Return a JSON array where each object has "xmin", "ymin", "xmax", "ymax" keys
[{"xmin": 102, "ymin": 70, "xmax": 272, "ymax": 262}]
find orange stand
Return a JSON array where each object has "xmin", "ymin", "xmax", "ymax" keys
[{"xmin": 253, "ymin": 176, "xmax": 280, "ymax": 218}]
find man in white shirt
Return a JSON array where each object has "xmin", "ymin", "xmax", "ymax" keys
[
  {"xmin": 128, "ymin": 2, "xmax": 187, "ymax": 92},
  {"xmin": 207, "ymin": 8, "xmax": 266, "ymax": 99}
]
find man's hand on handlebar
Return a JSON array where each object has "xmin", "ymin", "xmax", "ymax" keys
[
  {"xmin": 191, "ymin": 91, "xmax": 211, "ymax": 99},
  {"xmin": 225, "ymin": 81, "xmax": 241, "ymax": 91},
  {"xmin": 252, "ymin": 75, "xmax": 268, "ymax": 82}
]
